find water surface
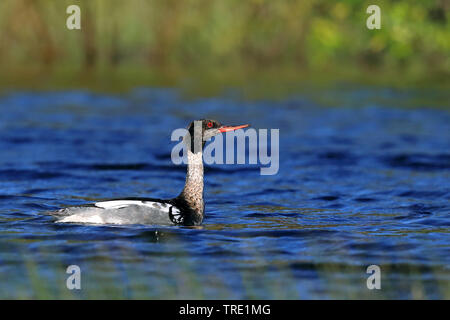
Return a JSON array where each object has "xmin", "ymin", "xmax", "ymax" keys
[{"xmin": 0, "ymin": 87, "xmax": 449, "ymax": 299}]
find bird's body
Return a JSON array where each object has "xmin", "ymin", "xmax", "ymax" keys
[
  {"xmin": 49, "ymin": 120, "xmax": 248, "ymax": 226},
  {"xmin": 53, "ymin": 199, "xmax": 185, "ymax": 225}
]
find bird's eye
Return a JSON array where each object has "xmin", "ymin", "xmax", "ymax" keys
[{"xmin": 207, "ymin": 122, "xmax": 213, "ymax": 128}]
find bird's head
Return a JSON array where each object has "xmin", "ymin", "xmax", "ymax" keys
[{"xmin": 185, "ymin": 119, "xmax": 249, "ymax": 153}]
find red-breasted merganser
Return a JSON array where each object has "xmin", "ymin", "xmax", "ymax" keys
[{"xmin": 50, "ymin": 119, "xmax": 249, "ymax": 226}]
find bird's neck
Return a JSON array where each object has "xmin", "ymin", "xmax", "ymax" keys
[{"xmin": 178, "ymin": 149, "xmax": 204, "ymax": 216}]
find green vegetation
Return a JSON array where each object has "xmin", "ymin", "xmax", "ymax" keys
[{"xmin": 0, "ymin": 0, "xmax": 448, "ymax": 92}]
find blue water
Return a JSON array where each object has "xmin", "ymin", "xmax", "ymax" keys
[{"xmin": 0, "ymin": 87, "xmax": 449, "ymax": 299}]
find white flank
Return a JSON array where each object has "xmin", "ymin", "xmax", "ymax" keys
[
  {"xmin": 94, "ymin": 200, "xmax": 172, "ymax": 214},
  {"xmin": 95, "ymin": 200, "xmax": 161, "ymax": 209},
  {"xmin": 59, "ymin": 214, "xmax": 104, "ymax": 224}
]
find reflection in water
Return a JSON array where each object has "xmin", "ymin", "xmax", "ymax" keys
[{"xmin": 0, "ymin": 88, "xmax": 448, "ymax": 299}]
